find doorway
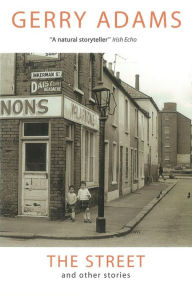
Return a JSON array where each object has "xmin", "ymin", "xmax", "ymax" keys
[{"xmin": 22, "ymin": 141, "xmax": 49, "ymax": 216}]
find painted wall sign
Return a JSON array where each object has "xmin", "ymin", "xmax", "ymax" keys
[
  {"xmin": 0, "ymin": 96, "xmax": 62, "ymax": 118},
  {"xmin": 64, "ymin": 96, "xmax": 99, "ymax": 131},
  {"xmin": 31, "ymin": 80, "xmax": 62, "ymax": 94},
  {"xmin": 31, "ymin": 71, "xmax": 62, "ymax": 79},
  {"xmin": 25, "ymin": 53, "xmax": 59, "ymax": 61}
]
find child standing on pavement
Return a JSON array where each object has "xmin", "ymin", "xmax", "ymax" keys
[
  {"xmin": 66, "ymin": 185, "xmax": 77, "ymax": 222},
  {"xmin": 77, "ymin": 181, "xmax": 92, "ymax": 223}
]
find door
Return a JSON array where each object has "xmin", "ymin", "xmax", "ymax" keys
[
  {"xmin": 22, "ymin": 142, "xmax": 49, "ymax": 217},
  {"xmin": 119, "ymin": 146, "xmax": 123, "ymax": 196}
]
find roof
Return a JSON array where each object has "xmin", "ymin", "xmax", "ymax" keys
[
  {"xmin": 121, "ymin": 80, "xmax": 159, "ymax": 111},
  {"xmin": 103, "ymin": 66, "xmax": 150, "ymax": 118}
]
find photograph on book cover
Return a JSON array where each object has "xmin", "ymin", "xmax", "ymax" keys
[
  {"xmin": 0, "ymin": 49, "xmax": 191, "ymax": 247},
  {"xmin": 0, "ymin": 0, "xmax": 192, "ymax": 249}
]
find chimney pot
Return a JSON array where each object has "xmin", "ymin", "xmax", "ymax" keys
[
  {"xmin": 116, "ymin": 71, "xmax": 120, "ymax": 79},
  {"xmin": 108, "ymin": 62, "xmax": 113, "ymax": 71}
]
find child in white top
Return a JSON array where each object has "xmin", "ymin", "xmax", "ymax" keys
[
  {"xmin": 66, "ymin": 185, "xmax": 77, "ymax": 222},
  {"xmin": 77, "ymin": 181, "xmax": 92, "ymax": 223}
]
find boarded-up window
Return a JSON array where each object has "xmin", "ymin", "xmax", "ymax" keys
[{"xmin": 0, "ymin": 53, "xmax": 15, "ymax": 95}]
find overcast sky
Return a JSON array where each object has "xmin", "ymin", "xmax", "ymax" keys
[{"xmin": 104, "ymin": 40, "xmax": 192, "ymax": 120}]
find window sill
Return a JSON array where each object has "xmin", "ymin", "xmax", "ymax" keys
[
  {"xmin": 135, "ymin": 136, "xmax": 138, "ymax": 139},
  {"xmin": 112, "ymin": 123, "xmax": 118, "ymax": 128},
  {"xmin": 112, "ymin": 181, "xmax": 117, "ymax": 185},
  {"xmin": 74, "ymin": 87, "xmax": 84, "ymax": 96}
]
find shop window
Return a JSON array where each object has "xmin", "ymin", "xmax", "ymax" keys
[
  {"xmin": 66, "ymin": 124, "xmax": 74, "ymax": 140},
  {"xmin": 81, "ymin": 128, "xmax": 99, "ymax": 185},
  {"xmin": 112, "ymin": 142, "xmax": 117, "ymax": 183},
  {"xmin": 125, "ymin": 147, "xmax": 128, "ymax": 179},
  {"xmin": 24, "ymin": 122, "xmax": 49, "ymax": 136},
  {"xmin": 25, "ymin": 143, "xmax": 47, "ymax": 171}
]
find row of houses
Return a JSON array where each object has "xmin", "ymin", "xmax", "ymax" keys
[{"xmin": 0, "ymin": 53, "xmax": 191, "ymax": 219}]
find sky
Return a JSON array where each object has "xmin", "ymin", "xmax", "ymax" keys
[{"xmin": 104, "ymin": 48, "xmax": 192, "ymax": 120}]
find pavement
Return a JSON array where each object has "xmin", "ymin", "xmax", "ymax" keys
[{"xmin": 0, "ymin": 180, "xmax": 177, "ymax": 240}]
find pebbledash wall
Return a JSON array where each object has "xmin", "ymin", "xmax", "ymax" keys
[{"xmin": 0, "ymin": 53, "xmax": 103, "ymax": 219}]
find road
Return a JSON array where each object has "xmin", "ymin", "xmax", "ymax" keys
[{"xmin": 1, "ymin": 179, "xmax": 192, "ymax": 246}]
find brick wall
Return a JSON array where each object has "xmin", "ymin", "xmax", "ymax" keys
[
  {"xmin": 177, "ymin": 113, "xmax": 191, "ymax": 155},
  {"xmin": 0, "ymin": 120, "xmax": 19, "ymax": 216}
]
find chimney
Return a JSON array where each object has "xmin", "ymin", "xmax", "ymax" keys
[
  {"xmin": 163, "ymin": 103, "xmax": 177, "ymax": 112},
  {"xmin": 116, "ymin": 71, "xmax": 120, "ymax": 79},
  {"xmin": 108, "ymin": 62, "xmax": 113, "ymax": 71},
  {"xmin": 135, "ymin": 74, "xmax": 139, "ymax": 91}
]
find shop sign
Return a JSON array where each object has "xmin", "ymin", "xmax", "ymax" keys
[
  {"xmin": 25, "ymin": 53, "xmax": 59, "ymax": 61},
  {"xmin": 0, "ymin": 96, "xmax": 62, "ymax": 119},
  {"xmin": 31, "ymin": 80, "xmax": 62, "ymax": 94},
  {"xmin": 64, "ymin": 96, "xmax": 99, "ymax": 131},
  {"xmin": 31, "ymin": 71, "xmax": 62, "ymax": 79}
]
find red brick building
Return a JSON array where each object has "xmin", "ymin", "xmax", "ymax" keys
[
  {"xmin": 158, "ymin": 102, "xmax": 191, "ymax": 169},
  {"xmin": 0, "ymin": 53, "xmax": 103, "ymax": 219}
]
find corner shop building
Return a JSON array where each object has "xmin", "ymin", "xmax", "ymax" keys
[{"xmin": 0, "ymin": 95, "xmax": 100, "ymax": 219}]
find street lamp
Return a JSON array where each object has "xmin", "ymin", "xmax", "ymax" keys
[{"xmin": 92, "ymin": 85, "xmax": 116, "ymax": 233}]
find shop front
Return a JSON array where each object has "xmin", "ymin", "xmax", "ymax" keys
[{"xmin": 0, "ymin": 95, "xmax": 100, "ymax": 219}]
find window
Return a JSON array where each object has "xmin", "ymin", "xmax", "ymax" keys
[
  {"xmin": 81, "ymin": 128, "xmax": 99, "ymax": 185},
  {"xmin": 66, "ymin": 124, "xmax": 74, "ymax": 139},
  {"xmin": 125, "ymin": 147, "xmax": 128, "ymax": 179},
  {"xmin": 112, "ymin": 86, "xmax": 118, "ymax": 126},
  {"xmin": 74, "ymin": 53, "xmax": 80, "ymax": 90},
  {"xmin": 24, "ymin": 122, "xmax": 49, "ymax": 136},
  {"xmin": 164, "ymin": 127, "xmax": 170, "ymax": 135},
  {"xmin": 135, "ymin": 109, "xmax": 138, "ymax": 137},
  {"xmin": 89, "ymin": 54, "xmax": 95, "ymax": 101},
  {"xmin": 152, "ymin": 112, "xmax": 154, "ymax": 136},
  {"xmin": 25, "ymin": 143, "xmax": 47, "ymax": 171},
  {"xmin": 125, "ymin": 99, "xmax": 128, "ymax": 131},
  {"xmin": 165, "ymin": 153, "xmax": 170, "ymax": 161},
  {"xmin": 0, "ymin": 53, "xmax": 15, "ymax": 95},
  {"xmin": 139, "ymin": 151, "xmax": 144, "ymax": 178},
  {"xmin": 156, "ymin": 115, "xmax": 158, "ymax": 137},
  {"xmin": 141, "ymin": 114, "xmax": 144, "ymax": 140},
  {"xmin": 134, "ymin": 149, "xmax": 138, "ymax": 179},
  {"xmin": 112, "ymin": 142, "xmax": 117, "ymax": 183}
]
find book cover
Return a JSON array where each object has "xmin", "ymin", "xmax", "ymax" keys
[{"xmin": 0, "ymin": 0, "xmax": 191, "ymax": 294}]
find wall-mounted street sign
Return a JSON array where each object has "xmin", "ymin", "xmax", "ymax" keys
[
  {"xmin": 0, "ymin": 96, "xmax": 62, "ymax": 119},
  {"xmin": 31, "ymin": 80, "xmax": 62, "ymax": 94},
  {"xmin": 31, "ymin": 71, "xmax": 62, "ymax": 79},
  {"xmin": 64, "ymin": 96, "xmax": 99, "ymax": 131},
  {"xmin": 25, "ymin": 53, "xmax": 60, "ymax": 61}
]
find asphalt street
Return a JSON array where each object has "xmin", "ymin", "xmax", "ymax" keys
[{"xmin": 1, "ymin": 179, "xmax": 192, "ymax": 247}]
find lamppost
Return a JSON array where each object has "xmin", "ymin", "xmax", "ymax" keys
[{"xmin": 92, "ymin": 85, "xmax": 116, "ymax": 233}]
